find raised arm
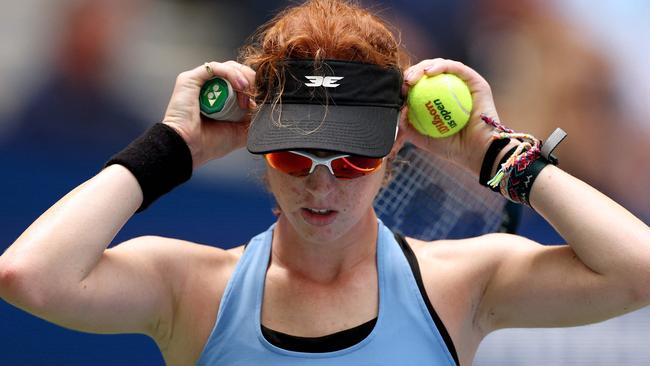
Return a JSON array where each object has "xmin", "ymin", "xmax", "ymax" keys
[
  {"xmin": 477, "ymin": 164, "xmax": 650, "ymax": 330},
  {"xmin": 398, "ymin": 58, "xmax": 650, "ymax": 335},
  {"xmin": 0, "ymin": 61, "xmax": 254, "ymax": 341}
]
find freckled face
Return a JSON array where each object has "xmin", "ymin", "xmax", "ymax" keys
[{"xmin": 266, "ymin": 159, "xmax": 385, "ymax": 243}]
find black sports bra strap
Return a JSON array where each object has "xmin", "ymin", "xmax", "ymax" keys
[{"xmin": 393, "ymin": 232, "xmax": 459, "ymax": 366}]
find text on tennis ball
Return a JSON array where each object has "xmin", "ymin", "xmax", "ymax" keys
[{"xmin": 425, "ymin": 99, "xmax": 458, "ymax": 135}]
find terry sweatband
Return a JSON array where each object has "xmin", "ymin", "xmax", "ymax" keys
[{"xmin": 104, "ymin": 123, "xmax": 193, "ymax": 212}]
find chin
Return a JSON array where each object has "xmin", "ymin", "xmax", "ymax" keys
[
  {"xmin": 297, "ymin": 220, "xmax": 351, "ymax": 243},
  {"xmin": 287, "ymin": 209, "xmax": 370, "ymax": 244}
]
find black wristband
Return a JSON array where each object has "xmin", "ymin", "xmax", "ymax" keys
[
  {"xmin": 509, "ymin": 156, "xmax": 550, "ymax": 206},
  {"xmin": 105, "ymin": 123, "xmax": 193, "ymax": 212},
  {"xmin": 487, "ymin": 145, "xmax": 520, "ymax": 192},
  {"xmin": 479, "ymin": 138, "xmax": 511, "ymax": 188}
]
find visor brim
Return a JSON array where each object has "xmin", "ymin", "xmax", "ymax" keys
[{"xmin": 247, "ymin": 103, "xmax": 399, "ymax": 158}]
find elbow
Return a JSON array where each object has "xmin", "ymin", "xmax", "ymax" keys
[
  {"xmin": 0, "ymin": 263, "xmax": 11, "ymax": 298},
  {"xmin": 0, "ymin": 259, "xmax": 50, "ymax": 310},
  {"xmin": 0, "ymin": 259, "xmax": 24, "ymax": 301},
  {"xmin": 0, "ymin": 254, "xmax": 15, "ymax": 294}
]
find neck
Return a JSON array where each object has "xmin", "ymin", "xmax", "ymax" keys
[{"xmin": 271, "ymin": 209, "xmax": 379, "ymax": 284}]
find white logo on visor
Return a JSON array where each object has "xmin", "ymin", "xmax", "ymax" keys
[{"xmin": 304, "ymin": 76, "xmax": 344, "ymax": 88}]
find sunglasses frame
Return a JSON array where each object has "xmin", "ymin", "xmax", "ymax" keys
[{"xmin": 266, "ymin": 150, "xmax": 383, "ymax": 179}]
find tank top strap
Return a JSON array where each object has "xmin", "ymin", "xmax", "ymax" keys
[
  {"xmin": 375, "ymin": 220, "xmax": 458, "ymax": 365},
  {"xmin": 375, "ymin": 221, "xmax": 414, "ymax": 313}
]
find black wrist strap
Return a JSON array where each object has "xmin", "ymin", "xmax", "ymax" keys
[
  {"xmin": 104, "ymin": 123, "xmax": 193, "ymax": 212},
  {"xmin": 479, "ymin": 138, "xmax": 510, "ymax": 188},
  {"xmin": 513, "ymin": 156, "xmax": 550, "ymax": 207},
  {"xmin": 488, "ymin": 145, "xmax": 520, "ymax": 192}
]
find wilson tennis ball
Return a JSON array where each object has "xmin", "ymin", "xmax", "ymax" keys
[{"xmin": 407, "ymin": 74, "xmax": 473, "ymax": 138}]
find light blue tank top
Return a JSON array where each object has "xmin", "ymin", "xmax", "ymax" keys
[{"xmin": 196, "ymin": 220, "xmax": 457, "ymax": 365}]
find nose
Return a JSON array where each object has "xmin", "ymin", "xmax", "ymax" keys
[{"xmin": 305, "ymin": 164, "xmax": 336, "ymax": 198}]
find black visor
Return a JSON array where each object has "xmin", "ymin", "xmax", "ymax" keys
[{"xmin": 247, "ymin": 59, "xmax": 404, "ymax": 158}]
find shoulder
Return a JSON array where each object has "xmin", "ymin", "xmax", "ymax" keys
[
  {"xmin": 406, "ymin": 233, "xmax": 543, "ymax": 300},
  {"xmin": 108, "ymin": 236, "xmax": 244, "ymax": 320},
  {"xmin": 403, "ymin": 234, "xmax": 544, "ymax": 339},
  {"xmin": 108, "ymin": 236, "xmax": 243, "ymax": 346},
  {"xmin": 407, "ymin": 233, "xmax": 541, "ymax": 271}
]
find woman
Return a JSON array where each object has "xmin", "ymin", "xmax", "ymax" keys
[{"xmin": 1, "ymin": 1, "xmax": 648, "ymax": 365}]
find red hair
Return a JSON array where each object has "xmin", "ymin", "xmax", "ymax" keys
[{"xmin": 240, "ymin": 0, "xmax": 409, "ymax": 103}]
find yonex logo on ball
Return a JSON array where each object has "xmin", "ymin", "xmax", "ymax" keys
[{"xmin": 304, "ymin": 76, "xmax": 344, "ymax": 88}]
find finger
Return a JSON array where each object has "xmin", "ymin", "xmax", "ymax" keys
[
  {"xmin": 237, "ymin": 89, "xmax": 246, "ymax": 110},
  {"xmin": 223, "ymin": 61, "xmax": 255, "ymax": 90},
  {"xmin": 238, "ymin": 64, "xmax": 257, "ymax": 111},
  {"xmin": 421, "ymin": 59, "xmax": 489, "ymax": 92},
  {"xmin": 181, "ymin": 62, "xmax": 228, "ymax": 88},
  {"xmin": 222, "ymin": 61, "xmax": 257, "ymax": 110},
  {"xmin": 200, "ymin": 61, "xmax": 251, "ymax": 92},
  {"xmin": 207, "ymin": 61, "xmax": 253, "ymax": 110},
  {"xmin": 403, "ymin": 58, "xmax": 444, "ymax": 85},
  {"xmin": 237, "ymin": 63, "xmax": 257, "ymax": 85},
  {"xmin": 402, "ymin": 58, "xmax": 446, "ymax": 98}
]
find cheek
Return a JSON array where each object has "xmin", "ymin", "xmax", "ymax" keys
[
  {"xmin": 340, "ymin": 168, "xmax": 386, "ymax": 211},
  {"xmin": 266, "ymin": 167, "xmax": 301, "ymax": 206},
  {"xmin": 266, "ymin": 164, "xmax": 385, "ymax": 212}
]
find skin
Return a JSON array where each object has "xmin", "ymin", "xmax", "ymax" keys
[{"xmin": 0, "ymin": 59, "xmax": 649, "ymax": 366}]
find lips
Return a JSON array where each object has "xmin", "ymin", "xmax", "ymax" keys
[
  {"xmin": 305, "ymin": 208, "xmax": 332, "ymax": 214},
  {"xmin": 300, "ymin": 207, "xmax": 338, "ymax": 226}
]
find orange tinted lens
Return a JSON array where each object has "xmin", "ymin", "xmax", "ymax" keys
[
  {"xmin": 331, "ymin": 156, "xmax": 383, "ymax": 179},
  {"xmin": 265, "ymin": 151, "xmax": 312, "ymax": 176}
]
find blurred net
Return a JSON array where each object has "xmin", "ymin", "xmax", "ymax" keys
[{"xmin": 374, "ymin": 143, "xmax": 518, "ymax": 240}]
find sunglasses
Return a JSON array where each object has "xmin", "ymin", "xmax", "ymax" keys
[{"xmin": 264, "ymin": 150, "xmax": 383, "ymax": 179}]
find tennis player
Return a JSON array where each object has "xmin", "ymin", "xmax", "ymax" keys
[{"xmin": 1, "ymin": 1, "xmax": 648, "ymax": 365}]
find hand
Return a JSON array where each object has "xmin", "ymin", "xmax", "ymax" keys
[
  {"xmin": 162, "ymin": 61, "xmax": 256, "ymax": 169},
  {"xmin": 392, "ymin": 59, "xmax": 498, "ymax": 176}
]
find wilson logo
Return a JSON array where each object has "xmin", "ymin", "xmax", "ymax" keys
[{"xmin": 304, "ymin": 76, "xmax": 344, "ymax": 88}]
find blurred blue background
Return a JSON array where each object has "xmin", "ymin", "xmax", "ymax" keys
[{"xmin": 0, "ymin": 0, "xmax": 648, "ymax": 365}]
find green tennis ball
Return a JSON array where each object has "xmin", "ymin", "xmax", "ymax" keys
[{"xmin": 407, "ymin": 74, "xmax": 473, "ymax": 138}]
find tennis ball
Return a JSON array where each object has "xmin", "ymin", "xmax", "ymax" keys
[{"xmin": 407, "ymin": 74, "xmax": 473, "ymax": 138}]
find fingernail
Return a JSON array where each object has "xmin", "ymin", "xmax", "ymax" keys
[{"xmin": 239, "ymin": 77, "xmax": 249, "ymax": 90}]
